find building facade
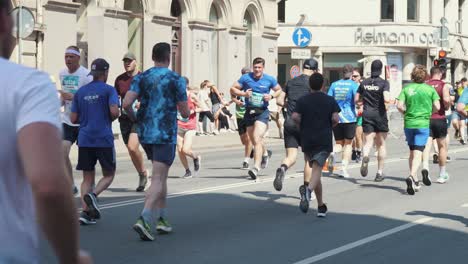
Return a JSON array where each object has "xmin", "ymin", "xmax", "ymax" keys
[
  {"xmin": 277, "ymin": 0, "xmax": 468, "ymax": 98},
  {"xmin": 9, "ymin": 0, "xmax": 279, "ymax": 93}
]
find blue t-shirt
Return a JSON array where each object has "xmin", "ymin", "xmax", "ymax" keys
[
  {"xmin": 238, "ymin": 73, "xmax": 278, "ymax": 109},
  {"xmin": 130, "ymin": 67, "xmax": 187, "ymax": 144},
  {"xmin": 327, "ymin": 79, "xmax": 358, "ymax": 123},
  {"xmin": 459, "ymin": 88, "xmax": 468, "ymax": 110},
  {"xmin": 71, "ymin": 81, "xmax": 119, "ymax": 147}
]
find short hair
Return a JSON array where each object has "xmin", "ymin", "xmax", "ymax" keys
[
  {"xmin": 343, "ymin": 64, "xmax": 354, "ymax": 79},
  {"xmin": 461, "ymin": 77, "xmax": 467, "ymax": 83},
  {"xmin": 430, "ymin": 66, "xmax": 444, "ymax": 77},
  {"xmin": 200, "ymin": 80, "xmax": 209, "ymax": 89},
  {"xmin": 411, "ymin": 65, "xmax": 428, "ymax": 84},
  {"xmin": 309, "ymin": 73, "xmax": 324, "ymax": 91},
  {"xmin": 252, "ymin": 57, "xmax": 265, "ymax": 66},
  {"xmin": 152, "ymin": 42, "xmax": 171, "ymax": 62}
]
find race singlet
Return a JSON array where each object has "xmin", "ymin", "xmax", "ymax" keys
[{"xmin": 250, "ymin": 92, "xmax": 264, "ymax": 108}]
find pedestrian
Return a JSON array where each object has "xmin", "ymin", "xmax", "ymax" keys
[
  {"xmin": 231, "ymin": 57, "xmax": 282, "ymax": 180},
  {"xmin": 397, "ymin": 65, "xmax": 440, "ymax": 195},
  {"xmin": 452, "ymin": 78, "xmax": 467, "ymax": 144},
  {"xmin": 177, "ymin": 77, "xmax": 202, "ymax": 179},
  {"xmin": 0, "ymin": 0, "xmax": 91, "ymax": 262},
  {"xmin": 232, "ymin": 66, "xmax": 254, "ymax": 169},
  {"xmin": 59, "ymin": 45, "xmax": 93, "ymax": 194},
  {"xmin": 274, "ymin": 58, "xmax": 319, "ymax": 191},
  {"xmin": 327, "ymin": 64, "xmax": 359, "ymax": 178},
  {"xmin": 124, "ymin": 42, "xmax": 189, "ymax": 241},
  {"xmin": 422, "ymin": 66, "xmax": 451, "ymax": 184},
  {"xmin": 114, "ymin": 52, "xmax": 148, "ymax": 192},
  {"xmin": 197, "ymin": 80, "xmax": 216, "ymax": 135},
  {"xmin": 356, "ymin": 60, "xmax": 391, "ymax": 182},
  {"xmin": 292, "ymin": 72, "xmax": 340, "ymax": 216},
  {"xmin": 71, "ymin": 58, "xmax": 120, "ymax": 224},
  {"xmin": 209, "ymin": 81, "xmax": 225, "ymax": 134}
]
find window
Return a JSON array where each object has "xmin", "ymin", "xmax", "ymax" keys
[
  {"xmin": 459, "ymin": 0, "xmax": 465, "ymax": 33},
  {"xmin": 278, "ymin": 0, "xmax": 285, "ymax": 23},
  {"xmin": 381, "ymin": 0, "xmax": 394, "ymax": 21},
  {"xmin": 407, "ymin": 0, "xmax": 419, "ymax": 21}
]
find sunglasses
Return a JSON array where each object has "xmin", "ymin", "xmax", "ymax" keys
[{"xmin": 352, "ymin": 75, "xmax": 360, "ymax": 78}]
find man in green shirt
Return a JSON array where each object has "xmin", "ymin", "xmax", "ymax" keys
[{"xmin": 397, "ymin": 65, "xmax": 440, "ymax": 195}]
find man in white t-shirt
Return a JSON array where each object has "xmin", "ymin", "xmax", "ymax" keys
[
  {"xmin": 59, "ymin": 46, "xmax": 93, "ymax": 194},
  {"xmin": 0, "ymin": 1, "xmax": 91, "ymax": 263}
]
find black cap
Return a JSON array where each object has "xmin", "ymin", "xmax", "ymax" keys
[
  {"xmin": 89, "ymin": 58, "xmax": 110, "ymax": 75},
  {"xmin": 371, "ymin": 60, "xmax": 383, "ymax": 76},
  {"xmin": 303, "ymin": 58, "xmax": 318, "ymax": 70}
]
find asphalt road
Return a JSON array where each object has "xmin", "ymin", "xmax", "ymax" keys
[{"xmin": 40, "ymin": 136, "xmax": 468, "ymax": 264}]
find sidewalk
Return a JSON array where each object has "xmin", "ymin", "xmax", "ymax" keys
[{"xmin": 69, "ymin": 124, "xmax": 284, "ymax": 160}]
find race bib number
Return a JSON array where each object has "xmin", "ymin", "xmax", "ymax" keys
[
  {"xmin": 250, "ymin": 92, "xmax": 264, "ymax": 108},
  {"xmin": 62, "ymin": 75, "xmax": 80, "ymax": 94}
]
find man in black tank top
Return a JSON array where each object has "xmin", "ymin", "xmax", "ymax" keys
[{"xmin": 273, "ymin": 59, "xmax": 319, "ymax": 192}]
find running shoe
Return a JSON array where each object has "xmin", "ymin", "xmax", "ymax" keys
[
  {"xmin": 460, "ymin": 138, "xmax": 466, "ymax": 145},
  {"xmin": 360, "ymin": 156, "xmax": 370, "ymax": 177},
  {"xmin": 133, "ymin": 216, "xmax": 155, "ymax": 241},
  {"xmin": 182, "ymin": 170, "xmax": 193, "ymax": 179},
  {"xmin": 73, "ymin": 186, "xmax": 79, "ymax": 195},
  {"xmin": 432, "ymin": 154, "xmax": 439, "ymax": 164},
  {"xmin": 436, "ymin": 173, "xmax": 450, "ymax": 184},
  {"xmin": 327, "ymin": 155, "xmax": 335, "ymax": 175},
  {"xmin": 317, "ymin": 204, "xmax": 328, "ymax": 218},
  {"xmin": 248, "ymin": 168, "xmax": 259, "ymax": 180},
  {"xmin": 156, "ymin": 217, "xmax": 173, "ymax": 234},
  {"xmin": 250, "ymin": 149, "xmax": 254, "ymax": 159},
  {"xmin": 261, "ymin": 150, "xmax": 273, "ymax": 169},
  {"xmin": 351, "ymin": 150, "xmax": 357, "ymax": 161},
  {"xmin": 84, "ymin": 193, "xmax": 101, "ymax": 219},
  {"xmin": 194, "ymin": 156, "xmax": 201, "ymax": 172},
  {"xmin": 421, "ymin": 169, "xmax": 431, "ymax": 186},
  {"xmin": 339, "ymin": 169, "xmax": 350, "ymax": 178},
  {"xmin": 136, "ymin": 170, "xmax": 148, "ymax": 192},
  {"xmin": 406, "ymin": 176, "xmax": 416, "ymax": 195},
  {"xmin": 446, "ymin": 156, "xmax": 452, "ymax": 163},
  {"xmin": 414, "ymin": 181, "xmax": 421, "ymax": 192},
  {"xmin": 241, "ymin": 162, "xmax": 249, "ymax": 170},
  {"xmin": 355, "ymin": 151, "xmax": 362, "ymax": 163},
  {"xmin": 299, "ymin": 185, "xmax": 310, "ymax": 213},
  {"xmin": 374, "ymin": 172, "xmax": 385, "ymax": 182},
  {"xmin": 274, "ymin": 167, "xmax": 285, "ymax": 191},
  {"xmin": 79, "ymin": 211, "xmax": 96, "ymax": 225}
]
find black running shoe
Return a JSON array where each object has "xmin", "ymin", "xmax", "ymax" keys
[
  {"xmin": 73, "ymin": 186, "xmax": 79, "ymax": 195},
  {"xmin": 136, "ymin": 171, "xmax": 148, "ymax": 192},
  {"xmin": 351, "ymin": 150, "xmax": 357, "ymax": 161},
  {"xmin": 317, "ymin": 204, "xmax": 328, "ymax": 218},
  {"xmin": 432, "ymin": 154, "xmax": 439, "ymax": 164},
  {"xmin": 79, "ymin": 211, "xmax": 96, "ymax": 225},
  {"xmin": 374, "ymin": 172, "xmax": 385, "ymax": 182},
  {"xmin": 248, "ymin": 168, "xmax": 259, "ymax": 180},
  {"xmin": 194, "ymin": 156, "xmax": 201, "ymax": 172},
  {"xmin": 421, "ymin": 169, "xmax": 431, "ymax": 186},
  {"xmin": 360, "ymin": 156, "xmax": 370, "ymax": 177},
  {"xmin": 274, "ymin": 167, "xmax": 285, "ymax": 191},
  {"xmin": 241, "ymin": 162, "xmax": 249, "ymax": 170},
  {"xmin": 84, "ymin": 193, "xmax": 101, "ymax": 219},
  {"xmin": 460, "ymin": 138, "xmax": 466, "ymax": 145},
  {"xmin": 299, "ymin": 185, "xmax": 310, "ymax": 213},
  {"xmin": 261, "ymin": 150, "xmax": 272, "ymax": 169},
  {"xmin": 406, "ymin": 176, "xmax": 416, "ymax": 195}
]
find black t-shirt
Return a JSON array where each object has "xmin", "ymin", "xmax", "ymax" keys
[
  {"xmin": 357, "ymin": 77, "xmax": 389, "ymax": 116},
  {"xmin": 295, "ymin": 92, "xmax": 341, "ymax": 153},
  {"xmin": 283, "ymin": 74, "xmax": 310, "ymax": 118}
]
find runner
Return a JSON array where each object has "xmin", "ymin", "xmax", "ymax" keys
[
  {"xmin": 232, "ymin": 66, "xmax": 253, "ymax": 169},
  {"xmin": 0, "ymin": 1, "xmax": 90, "ymax": 261},
  {"xmin": 327, "ymin": 64, "xmax": 358, "ymax": 178},
  {"xmin": 71, "ymin": 58, "xmax": 119, "ymax": 225},
  {"xmin": 230, "ymin": 57, "xmax": 282, "ymax": 180},
  {"xmin": 356, "ymin": 60, "xmax": 390, "ymax": 182},
  {"xmin": 274, "ymin": 58, "xmax": 319, "ymax": 191},
  {"xmin": 125, "ymin": 42, "xmax": 189, "ymax": 241},
  {"xmin": 457, "ymin": 84, "xmax": 468, "ymax": 126},
  {"xmin": 114, "ymin": 52, "xmax": 148, "ymax": 192},
  {"xmin": 59, "ymin": 45, "xmax": 93, "ymax": 194},
  {"xmin": 397, "ymin": 65, "xmax": 440, "ymax": 195},
  {"xmin": 292, "ymin": 72, "xmax": 340, "ymax": 216},
  {"xmin": 452, "ymin": 78, "xmax": 467, "ymax": 144},
  {"xmin": 422, "ymin": 66, "xmax": 451, "ymax": 184},
  {"xmin": 177, "ymin": 77, "xmax": 202, "ymax": 179},
  {"xmin": 351, "ymin": 68, "xmax": 363, "ymax": 163}
]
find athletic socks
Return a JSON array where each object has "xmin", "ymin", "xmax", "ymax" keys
[
  {"xmin": 440, "ymin": 166, "xmax": 446, "ymax": 175},
  {"xmin": 141, "ymin": 208, "xmax": 156, "ymax": 223},
  {"xmin": 159, "ymin": 208, "xmax": 167, "ymax": 219}
]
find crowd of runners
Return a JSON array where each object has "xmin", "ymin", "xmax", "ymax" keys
[{"xmin": 2, "ymin": 0, "xmax": 468, "ymax": 261}]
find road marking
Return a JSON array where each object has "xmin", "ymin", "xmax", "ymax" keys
[
  {"xmin": 292, "ymin": 217, "xmax": 433, "ymax": 264},
  {"xmin": 461, "ymin": 204, "xmax": 468, "ymax": 208},
  {"xmin": 93, "ymin": 146, "xmax": 468, "ymax": 211}
]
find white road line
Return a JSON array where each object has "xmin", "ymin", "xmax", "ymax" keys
[
  {"xmin": 292, "ymin": 217, "xmax": 433, "ymax": 264},
  {"xmin": 92, "ymin": 146, "xmax": 468, "ymax": 211},
  {"xmin": 461, "ymin": 204, "xmax": 468, "ymax": 208}
]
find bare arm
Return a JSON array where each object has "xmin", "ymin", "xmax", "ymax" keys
[
  {"xmin": 18, "ymin": 123, "xmax": 80, "ymax": 264},
  {"xmin": 442, "ymin": 85, "xmax": 451, "ymax": 110},
  {"xmin": 332, "ymin": 112, "xmax": 340, "ymax": 127},
  {"xmin": 70, "ymin": 112, "xmax": 79, "ymax": 124},
  {"xmin": 109, "ymin": 104, "xmax": 120, "ymax": 121},
  {"xmin": 383, "ymin": 91, "xmax": 391, "ymax": 104},
  {"xmin": 432, "ymin": 100, "xmax": 441, "ymax": 113},
  {"xmin": 123, "ymin": 91, "xmax": 139, "ymax": 122},
  {"xmin": 355, "ymin": 93, "xmax": 361, "ymax": 104},
  {"xmin": 457, "ymin": 103, "xmax": 467, "ymax": 118},
  {"xmin": 230, "ymin": 82, "xmax": 251, "ymax": 98},
  {"xmin": 276, "ymin": 91, "xmax": 286, "ymax": 107},
  {"xmin": 178, "ymin": 101, "xmax": 190, "ymax": 118},
  {"xmin": 397, "ymin": 100, "xmax": 406, "ymax": 114}
]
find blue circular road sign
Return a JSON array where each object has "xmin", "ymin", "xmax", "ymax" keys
[{"xmin": 292, "ymin": 28, "xmax": 311, "ymax": 48}]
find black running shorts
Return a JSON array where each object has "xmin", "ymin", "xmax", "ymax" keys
[
  {"xmin": 63, "ymin": 123, "xmax": 79, "ymax": 144},
  {"xmin": 283, "ymin": 117, "xmax": 301, "ymax": 148},
  {"xmin": 76, "ymin": 147, "xmax": 116, "ymax": 171},
  {"xmin": 429, "ymin": 118, "xmax": 448, "ymax": 139},
  {"xmin": 333, "ymin": 123, "xmax": 357, "ymax": 141}
]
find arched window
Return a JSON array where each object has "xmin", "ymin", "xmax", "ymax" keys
[
  {"xmin": 243, "ymin": 11, "xmax": 253, "ymax": 66},
  {"xmin": 124, "ymin": 0, "xmax": 144, "ymax": 70},
  {"xmin": 209, "ymin": 4, "xmax": 220, "ymax": 84},
  {"xmin": 171, "ymin": 0, "xmax": 182, "ymax": 73}
]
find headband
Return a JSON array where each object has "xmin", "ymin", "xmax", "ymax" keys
[{"xmin": 65, "ymin": 49, "xmax": 81, "ymax": 56}]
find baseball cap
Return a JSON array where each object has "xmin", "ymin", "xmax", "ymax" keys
[
  {"xmin": 371, "ymin": 60, "xmax": 383, "ymax": 76},
  {"xmin": 122, "ymin": 52, "xmax": 136, "ymax": 61},
  {"xmin": 89, "ymin": 58, "xmax": 110, "ymax": 76},
  {"xmin": 303, "ymin": 58, "xmax": 318, "ymax": 70}
]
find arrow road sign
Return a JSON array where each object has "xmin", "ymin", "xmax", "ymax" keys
[{"xmin": 292, "ymin": 28, "xmax": 311, "ymax": 48}]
